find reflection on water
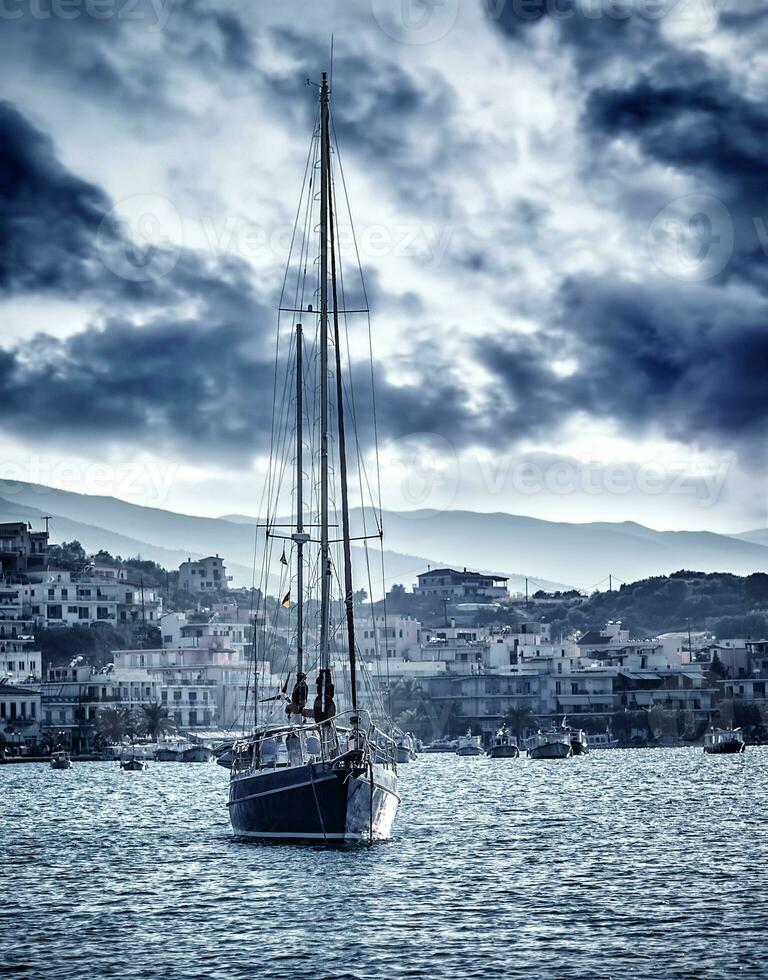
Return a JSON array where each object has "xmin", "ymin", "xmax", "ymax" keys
[{"xmin": 1, "ymin": 748, "xmax": 767, "ymax": 979}]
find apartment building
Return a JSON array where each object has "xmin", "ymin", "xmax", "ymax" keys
[
  {"xmin": 179, "ymin": 555, "xmax": 230, "ymax": 594},
  {"xmin": 414, "ymin": 567, "xmax": 509, "ymax": 601}
]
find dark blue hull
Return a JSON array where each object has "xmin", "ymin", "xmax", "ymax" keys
[{"xmin": 228, "ymin": 761, "xmax": 399, "ymax": 842}]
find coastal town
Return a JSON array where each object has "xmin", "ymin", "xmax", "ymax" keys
[{"xmin": 2, "ymin": 520, "xmax": 765, "ymax": 759}]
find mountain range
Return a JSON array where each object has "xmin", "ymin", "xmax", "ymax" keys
[{"xmin": 0, "ymin": 480, "xmax": 766, "ymax": 592}]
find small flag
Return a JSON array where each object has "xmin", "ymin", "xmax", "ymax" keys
[
  {"xmin": 280, "ymin": 548, "xmax": 288, "ymax": 566},
  {"xmin": 281, "ymin": 592, "xmax": 291, "ymax": 609}
]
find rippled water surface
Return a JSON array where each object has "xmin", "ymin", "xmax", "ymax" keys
[{"xmin": 2, "ymin": 748, "xmax": 767, "ymax": 979}]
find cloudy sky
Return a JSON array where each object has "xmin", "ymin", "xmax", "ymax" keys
[{"xmin": 0, "ymin": 0, "xmax": 766, "ymax": 532}]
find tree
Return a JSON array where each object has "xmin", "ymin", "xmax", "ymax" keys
[
  {"xmin": 48, "ymin": 540, "xmax": 87, "ymax": 571},
  {"xmin": 96, "ymin": 706, "xmax": 130, "ymax": 744},
  {"xmin": 504, "ymin": 703, "xmax": 536, "ymax": 739},
  {"xmin": 141, "ymin": 701, "xmax": 174, "ymax": 740},
  {"xmin": 733, "ymin": 700, "xmax": 763, "ymax": 733},
  {"xmin": 709, "ymin": 652, "xmax": 727, "ymax": 679}
]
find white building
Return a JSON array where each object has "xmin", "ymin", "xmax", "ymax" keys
[
  {"xmin": 179, "ymin": 555, "xmax": 230, "ymax": 594},
  {"xmin": 414, "ymin": 567, "xmax": 509, "ymax": 601},
  {"xmin": 0, "ymin": 681, "xmax": 41, "ymax": 748},
  {"xmin": 353, "ymin": 615, "xmax": 422, "ymax": 660},
  {"xmin": 23, "ymin": 568, "xmax": 162, "ymax": 628}
]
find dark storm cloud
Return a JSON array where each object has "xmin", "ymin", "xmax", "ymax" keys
[
  {"xmin": 0, "ymin": 101, "xmax": 113, "ymax": 297},
  {"xmin": 483, "ymin": 0, "xmax": 669, "ymax": 71},
  {"xmin": 265, "ymin": 28, "xmax": 460, "ymax": 214},
  {"xmin": 586, "ymin": 56, "xmax": 768, "ymax": 196},
  {"xmin": 0, "ymin": 102, "xmax": 461, "ymax": 460},
  {"xmin": 0, "ymin": 312, "xmax": 276, "ymax": 453},
  {"xmin": 563, "ymin": 276, "xmax": 767, "ymax": 450}
]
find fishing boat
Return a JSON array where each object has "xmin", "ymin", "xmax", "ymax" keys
[
  {"xmin": 120, "ymin": 758, "xmax": 148, "ymax": 771},
  {"xmin": 50, "ymin": 750, "xmax": 72, "ymax": 770},
  {"xmin": 587, "ymin": 732, "xmax": 619, "ymax": 750},
  {"xmin": 456, "ymin": 730, "xmax": 484, "ymax": 757},
  {"xmin": 704, "ymin": 727, "xmax": 746, "ymax": 755},
  {"xmin": 487, "ymin": 726, "xmax": 520, "ymax": 758},
  {"xmin": 565, "ymin": 724, "xmax": 589, "ymax": 755},
  {"xmin": 227, "ymin": 72, "xmax": 399, "ymax": 844},
  {"xmin": 394, "ymin": 730, "xmax": 416, "ymax": 763},
  {"xmin": 527, "ymin": 729, "xmax": 573, "ymax": 760},
  {"xmin": 423, "ymin": 738, "xmax": 458, "ymax": 753},
  {"xmin": 155, "ymin": 734, "xmax": 212, "ymax": 762}
]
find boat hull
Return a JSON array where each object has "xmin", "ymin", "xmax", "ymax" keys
[
  {"xmin": 529, "ymin": 742, "xmax": 573, "ymax": 760},
  {"xmin": 228, "ymin": 761, "xmax": 399, "ymax": 843},
  {"xmin": 704, "ymin": 741, "xmax": 745, "ymax": 755},
  {"xmin": 396, "ymin": 746, "xmax": 413, "ymax": 764},
  {"xmin": 456, "ymin": 746, "xmax": 484, "ymax": 757},
  {"xmin": 488, "ymin": 745, "xmax": 519, "ymax": 758}
]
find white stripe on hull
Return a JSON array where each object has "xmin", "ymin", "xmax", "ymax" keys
[
  {"xmin": 233, "ymin": 830, "xmax": 370, "ymax": 841},
  {"xmin": 227, "ymin": 774, "xmax": 337, "ymax": 806}
]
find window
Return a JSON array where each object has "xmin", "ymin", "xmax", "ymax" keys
[
  {"xmin": 97, "ymin": 607, "xmax": 109, "ymax": 620},
  {"xmin": 173, "ymin": 691, "xmax": 181, "ymax": 702},
  {"xmin": 48, "ymin": 588, "xmax": 55, "ymax": 599},
  {"xmin": 161, "ymin": 691, "xmax": 168, "ymax": 702},
  {"xmin": 10, "ymin": 703, "xmax": 16, "ymax": 720},
  {"xmin": 0, "ymin": 703, "xmax": 4, "ymax": 718},
  {"xmin": 47, "ymin": 605, "xmax": 62, "ymax": 619},
  {"xmin": 163, "ymin": 635, "xmax": 172, "ymax": 644},
  {"xmin": 61, "ymin": 588, "xmax": 68, "ymax": 600},
  {"xmin": 31, "ymin": 605, "xmax": 40, "ymax": 615},
  {"xmin": 79, "ymin": 607, "xmax": 89, "ymax": 620},
  {"xmin": 189, "ymin": 691, "xmax": 197, "ymax": 702},
  {"xmin": 67, "ymin": 606, "xmax": 78, "ymax": 614},
  {"xmin": 188, "ymin": 710, "xmax": 197, "ymax": 725}
]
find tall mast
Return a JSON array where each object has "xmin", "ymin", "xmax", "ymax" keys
[
  {"xmin": 316, "ymin": 70, "xmax": 334, "ymax": 723},
  {"xmin": 328, "ymin": 153, "xmax": 358, "ymax": 712},
  {"xmin": 295, "ymin": 323, "xmax": 304, "ymax": 678},
  {"xmin": 289, "ymin": 323, "xmax": 309, "ymax": 720}
]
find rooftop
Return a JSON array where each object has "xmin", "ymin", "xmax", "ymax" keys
[{"xmin": 418, "ymin": 567, "xmax": 509, "ymax": 582}]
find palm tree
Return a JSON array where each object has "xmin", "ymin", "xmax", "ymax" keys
[
  {"xmin": 504, "ymin": 703, "xmax": 536, "ymax": 739},
  {"xmin": 141, "ymin": 701, "xmax": 174, "ymax": 740},
  {"xmin": 96, "ymin": 706, "xmax": 130, "ymax": 744}
]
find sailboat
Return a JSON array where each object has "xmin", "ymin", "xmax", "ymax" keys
[{"xmin": 227, "ymin": 72, "xmax": 400, "ymax": 843}]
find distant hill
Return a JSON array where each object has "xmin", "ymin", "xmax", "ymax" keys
[
  {"xmin": 225, "ymin": 508, "xmax": 768, "ymax": 589},
  {"xmin": 732, "ymin": 529, "xmax": 768, "ymax": 548},
  {"xmin": 2, "ymin": 480, "xmax": 768, "ymax": 591}
]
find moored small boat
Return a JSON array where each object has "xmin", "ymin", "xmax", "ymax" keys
[
  {"xmin": 587, "ymin": 732, "xmax": 619, "ymax": 750},
  {"xmin": 155, "ymin": 735, "xmax": 212, "ymax": 762},
  {"xmin": 456, "ymin": 730, "xmax": 484, "ymax": 757},
  {"xmin": 423, "ymin": 738, "xmax": 458, "ymax": 753},
  {"xmin": 527, "ymin": 730, "xmax": 573, "ymax": 760},
  {"xmin": 394, "ymin": 729, "xmax": 416, "ymax": 763},
  {"xmin": 704, "ymin": 727, "xmax": 745, "ymax": 755},
  {"xmin": 50, "ymin": 751, "xmax": 72, "ymax": 770},
  {"xmin": 566, "ymin": 726, "xmax": 589, "ymax": 755},
  {"xmin": 487, "ymin": 726, "xmax": 520, "ymax": 758},
  {"xmin": 120, "ymin": 758, "xmax": 148, "ymax": 771}
]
